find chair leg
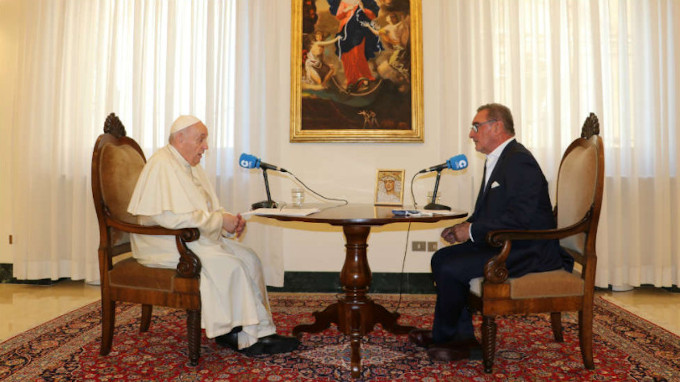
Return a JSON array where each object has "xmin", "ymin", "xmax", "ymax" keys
[
  {"xmin": 482, "ymin": 315, "xmax": 496, "ymax": 373},
  {"xmin": 187, "ymin": 309, "xmax": 201, "ymax": 366},
  {"xmin": 100, "ymin": 298, "xmax": 116, "ymax": 356},
  {"xmin": 579, "ymin": 309, "xmax": 595, "ymax": 369},
  {"xmin": 550, "ymin": 312, "xmax": 563, "ymax": 342},
  {"xmin": 140, "ymin": 304, "xmax": 153, "ymax": 332}
]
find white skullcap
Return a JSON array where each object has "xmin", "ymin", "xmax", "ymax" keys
[{"xmin": 170, "ymin": 115, "xmax": 202, "ymax": 135}]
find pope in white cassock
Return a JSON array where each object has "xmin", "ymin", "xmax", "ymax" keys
[{"xmin": 127, "ymin": 115, "xmax": 299, "ymax": 356}]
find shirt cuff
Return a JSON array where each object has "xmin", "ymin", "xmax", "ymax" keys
[
  {"xmin": 221, "ymin": 228, "xmax": 235, "ymax": 239},
  {"xmin": 468, "ymin": 223, "xmax": 474, "ymax": 242}
]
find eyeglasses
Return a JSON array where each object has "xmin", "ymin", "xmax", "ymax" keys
[{"xmin": 470, "ymin": 119, "xmax": 497, "ymax": 132}]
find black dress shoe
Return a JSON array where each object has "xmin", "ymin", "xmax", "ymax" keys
[
  {"xmin": 238, "ymin": 334, "xmax": 300, "ymax": 356},
  {"xmin": 217, "ymin": 328, "xmax": 300, "ymax": 356},
  {"xmin": 408, "ymin": 329, "xmax": 434, "ymax": 347},
  {"xmin": 258, "ymin": 334, "xmax": 300, "ymax": 355},
  {"xmin": 215, "ymin": 326, "xmax": 243, "ymax": 351},
  {"xmin": 427, "ymin": 338, "xmax": 482, "ymax": 362},
  {"xmin": 427, "ymin": 343, "xmax": 471, "ymax": 362}
]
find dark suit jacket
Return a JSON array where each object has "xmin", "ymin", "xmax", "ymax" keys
[{"xmin": 468, "ymin": 139, "xmax": 573, "ymax": 276}]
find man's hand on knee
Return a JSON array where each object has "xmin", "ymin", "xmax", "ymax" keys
[{"xmin": 441, "ymin": 222, "xmax": 471, "ymax": 244}]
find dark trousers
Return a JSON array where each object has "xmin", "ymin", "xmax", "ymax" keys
[{"xmin": 430, "ymin": 241, "xmax": 496, "ymax": 344}]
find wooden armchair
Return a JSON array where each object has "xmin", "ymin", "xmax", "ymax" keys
[
  {"xmin": 91, "ymin": 113, "xmax": 203, "ymax": 365},
  {"xmin": 468, "ymin": 113, "xmax": 604, "ymax": 373}
]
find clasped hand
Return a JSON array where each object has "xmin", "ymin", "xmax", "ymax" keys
[
  {"xmin": 441, "ymin": 222, "xmax": 471, "ymax": 244},
  {"xmin": 223, "ymin": 213, "xmax": 246, "ymax": 238}
]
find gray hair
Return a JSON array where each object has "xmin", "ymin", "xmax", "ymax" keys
[{"xmin": 477, "ymin": 103, "xmax": 515, "ymax": 135}]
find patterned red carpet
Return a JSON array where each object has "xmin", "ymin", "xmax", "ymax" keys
[{"xmin": 1, "ymin": 293, "xmax": 678, "ymax": 381}]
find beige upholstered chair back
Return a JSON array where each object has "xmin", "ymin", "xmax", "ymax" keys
[
  {"xmin": 92, "ymin": 113, "xmax": 147, "ymax": 249},
  {"xmin": 99, "ymin": 144, "xmax": 145, "ymax": 225},
  {"xmin": 556, "ymin": 115, "xmax": 603, "ymax": 255}
]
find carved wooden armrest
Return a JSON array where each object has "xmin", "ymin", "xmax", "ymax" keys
[
  {"xmin": 105, "ymin": 216, "xmax": 202, "ymax": 278},
  {"xmin": 482, "ymin": 211, "xmax": 592, "ymax": 284}
]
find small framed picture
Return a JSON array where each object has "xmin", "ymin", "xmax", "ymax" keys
[{"xmin": 375, "ymin": 169, "xmax": 405, "ymax": 206}]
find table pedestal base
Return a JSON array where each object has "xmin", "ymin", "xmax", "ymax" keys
[{"xmin": 292, "ymin": 225, "xmax": 415, "ymax": 378}]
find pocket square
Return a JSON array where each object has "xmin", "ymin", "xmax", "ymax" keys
[{"xmin": 490, "ymin": 181, "xmax": 501, "ymax": 189}]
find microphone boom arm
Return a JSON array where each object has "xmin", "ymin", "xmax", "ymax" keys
[
  {"xmin": 423, "ymin": 169, "xmax": 451, "ymax": 211},
  {"xmin": 263, "ymin": 169, "xmax": 273, "ymax": 204},
  {"xmin": 251, "ymin": 168, "xmax": 279, "ymax": 209}
]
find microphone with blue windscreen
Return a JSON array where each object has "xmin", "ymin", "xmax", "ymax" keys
[
  {"xmin": 239, "ymin": 153, "xmax": 288, "ymax": 209},
  {"xmin": 239, "ymin": 153, "xmax": 288, "ymax": 173},
  {"xmin": 417, "ymin": 154, "xmax": 468, "ymax": 174},
  {"xmin": 238, "ymin": 153, "xmax": 349, "ymax": 209},
  {"xmin": 418, "ymin": 154, "xmax": 469, "ymax": 211}
]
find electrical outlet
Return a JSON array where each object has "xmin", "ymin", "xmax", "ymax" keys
[
  {"xmin": 412, "ymin": 241, "xmax": 426, "ymax": 251},
  {"xmin": 427, "ymin": 241, "xmax": 438, "ymax": 251}
]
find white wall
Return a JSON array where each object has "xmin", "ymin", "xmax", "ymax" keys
[
  {"xmin": 236, "ymin": 2, "xmax": 481, "ymax": 275},
  {"xmin": 242, "ymin": 141, "xmax": 475, "ymax": 273},
  {"xmin": 220, "ymin": 0, "xmax": 483, "ymax": 276},
  {"xmin": 0, "ymin": 0, "xmax": 22, "ymax": 263}
]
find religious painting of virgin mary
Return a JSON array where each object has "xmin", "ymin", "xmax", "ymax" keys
[
  {"xmin": 290, "ymin": 0, "xmax": 423, "ymax": 142},
  {"xmin": 374, "ymin": 169, "xmax": 405, "ymax": 205}
]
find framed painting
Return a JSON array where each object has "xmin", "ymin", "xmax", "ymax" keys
[
  {"xmin": 290, "ymin": 0, "xmax": 423, "ymax": 142},
  {"xmin": 374, "ymin": 169, "xmax": 405, "ymax": 206}
]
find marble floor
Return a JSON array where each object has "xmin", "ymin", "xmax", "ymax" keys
[
  {"xmin": 599, "ymin": 286, "xmax": 680, "ymax": 336},
  {"xmin": 0, "ymin": 280, "xmax": 100, "ymax": 342},
  {"xmin": 0, "ymin": 281, "xmax": 679, "ymax": 342}
]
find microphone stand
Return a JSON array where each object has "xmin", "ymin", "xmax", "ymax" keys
[
  {"xmin": 423, "ymin": 169, "xmax": 451, "ymax": 211},
  {"xmin": 251, "ymin": 168, "xmax": 279, "ymax": 209}
]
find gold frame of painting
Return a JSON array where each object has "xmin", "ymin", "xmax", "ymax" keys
[{"xmin": 290, "ymin": 0, "xmax": 423, "ymax": 143}]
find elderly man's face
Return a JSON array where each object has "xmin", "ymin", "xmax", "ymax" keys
[
  {"xmin": 175, "ymin": 122, "xmax": 209, "ymax": 166},
  {"xmin": 469, "ymin": 109, "xmax": 500, "ymax": 155}
]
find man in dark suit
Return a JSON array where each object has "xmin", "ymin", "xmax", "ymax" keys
[{"xmin": 409, "ymin": 103, "xmax": 574, "ymax": 361}]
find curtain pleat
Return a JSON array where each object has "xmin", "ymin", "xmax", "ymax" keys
[
  {"xmin": 430, "ymin": 0, "xmax": 680, "ymax": 288},
  {"xmin": 10, "ymin": 0, "xmax": 247, "ymax": 283}
]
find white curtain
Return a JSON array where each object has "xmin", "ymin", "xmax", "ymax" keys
[
  {"xmin": 227, "ymin": 1, "xmax": 289, "ymax": 286},
  {"xmin": 9, "ymin": 0, "xmax": 274, "ymax": 283},
  {"xmin": 430, "ymin": 0, "xmax": 679, "ymax": 288}
]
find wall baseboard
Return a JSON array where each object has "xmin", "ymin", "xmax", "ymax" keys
[
  {"xmin": 0, "ymin": 263, "xmax": 13, "ymax": 283},
  {"xmin": 267, "ymin": 271, "xmax": 436, "ymax": 294},
  {"xmin": 0, "ymin": 264, "xmax": 436, "ymax": 292},
  {"xmin": 0, "ymin": 264, "xmax": 69, "ymax": 285},
  {"xmin": 4, "ymin": 265, "xmax": 674, "ymax": 294}
]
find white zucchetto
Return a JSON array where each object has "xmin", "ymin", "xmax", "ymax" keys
[{"xmin": 170, "ymin": 115, "xmax": 202, "ymax": 135}]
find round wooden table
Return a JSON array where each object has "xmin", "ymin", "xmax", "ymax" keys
[{"xmin": 258, "ymin": 204, "xmax": 467, "ymax": 378}]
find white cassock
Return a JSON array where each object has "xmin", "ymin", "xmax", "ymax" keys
[{"xmin": 127, "ymin": 144, "xmax": 276, "ymax": 349}]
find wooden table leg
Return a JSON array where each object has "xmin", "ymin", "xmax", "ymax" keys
[
  {"xmin": 293, "ymin": 225, "xmax": 415, "ymax": 378},
  {"xmin": 341, "ymin": 225, "xmax": 370, "ymax": 378}
]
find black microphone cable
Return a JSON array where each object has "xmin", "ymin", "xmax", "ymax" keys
[
  {"xmin": 409, "ymin": 171, "xmax": 420, "ymax": 210},
  {"xmin": 392, "ymin": 171, "xmax": 429, "ymax": 314},
  {"xmin": 286, "ymin": 170, "xmax": 349, "ymax": 206},
  {"xmin": 387, "ymin": 172, "xmax": 420, "ymax": 314},
  {"xmin": 392, "ymin": 220, "xmax": 412, "ymax": 314}
]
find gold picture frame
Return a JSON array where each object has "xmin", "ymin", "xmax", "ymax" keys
[
  {"xmin": 374, "ymin": 169, "xmax": 405, "ymax": 206},
  {"xmin": 290, "ymin": 0, "xmax": 423, "ymax": 143}
]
